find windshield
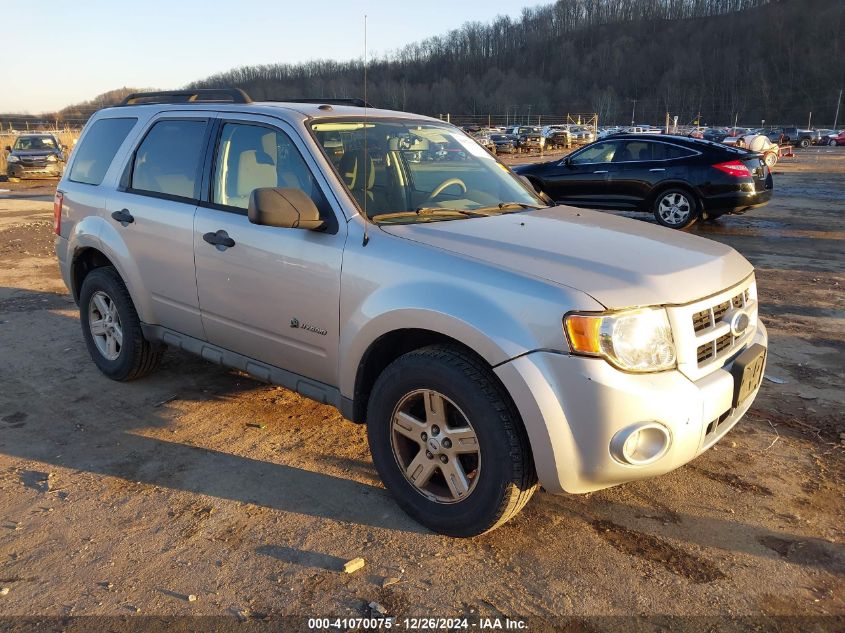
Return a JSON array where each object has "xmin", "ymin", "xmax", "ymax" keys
[
  {"xmin": 13, "ymin": 136, "xmax": 57, "ymax": 151},
  {"xmin": 310, "ymin": 119, "xmax": 542, "ymax": 222}
]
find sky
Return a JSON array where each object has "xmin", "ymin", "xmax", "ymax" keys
[{"xmin": 2, "ymin": 0, "xmax": 539, "ymax": 113}]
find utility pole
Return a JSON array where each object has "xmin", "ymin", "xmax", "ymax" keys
[
  {"xmin": 808, "ymin": 111, "xmax": 812, "ymax": 129},
  {"xmin": 631, "ymin": 99, "xmax": 637, "ymax": 127},
  {"xmin": 834, "ymin": 89, "xmax": 843, "ymax": 130}
]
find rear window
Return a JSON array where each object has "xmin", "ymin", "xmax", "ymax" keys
[
  {"xmin": 69, "ymin": 118, "xmax": 137, "ymax": 186},
  {"xmin": 130, "ymin": 120, "xmax": 207, "ymax": 200}
]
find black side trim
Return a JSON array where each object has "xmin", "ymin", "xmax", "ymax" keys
[{"xmin": 141, "ymin": 323, "xmax": 346, "ymax": 413}]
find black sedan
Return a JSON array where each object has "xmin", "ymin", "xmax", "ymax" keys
[{"xmin": 512, "ymin": 135, "xmax": 773, "ymax": 229}]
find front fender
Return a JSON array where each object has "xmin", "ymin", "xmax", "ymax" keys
[{"xmin": 337, "ymin": 221, "xmax": 604, "ymax": 398}]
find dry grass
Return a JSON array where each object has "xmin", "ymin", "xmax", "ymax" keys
[{"xmin": 0, "ymin": 130, "xmax": 81, "ymax": 179}]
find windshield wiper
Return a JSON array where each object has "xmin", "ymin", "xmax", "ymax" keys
[
  {"xmin": 472, "ymin": 202, "xmax": 545, "ymax": 214},
  {"xmin": 372, "ymin": 207, "xmax": 494, "ymax": 223}
]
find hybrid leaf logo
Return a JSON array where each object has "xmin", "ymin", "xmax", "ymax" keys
[{"xmin": 290, "ymin": 317, "xmax": 327, "ymax": 336}]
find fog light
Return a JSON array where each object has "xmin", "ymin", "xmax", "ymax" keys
[{"xmin": 611, "ymin": 423, "xmax": 671, "ymax": 465}]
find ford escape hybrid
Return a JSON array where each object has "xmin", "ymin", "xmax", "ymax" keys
[{"xmin": 55, "ymin": 90, "xmax": 768, "ymax": 537}]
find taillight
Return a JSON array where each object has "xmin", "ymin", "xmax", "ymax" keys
[
  {"xmin": 712, "ymin": 160, "xmax": 751, "ymax": 177},
  {"xmin": 53, "ymin": 191, "xmax": 64, "ymax": 235}
]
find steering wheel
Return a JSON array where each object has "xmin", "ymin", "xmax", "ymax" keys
[{"xmin": 425, "ymin": 178, "xmax": 467, "ymax": 204}]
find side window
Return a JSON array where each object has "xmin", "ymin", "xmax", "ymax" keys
[
  {"xmin": 613, "ymin": 141, "xmax": 652, "ymax": 162},
  {"xmin": 69, "ymin": 118, "xmax": 137, "ymax": 186},
  {"xmin": 662, "ymin": 144, "xmax": 696, "ymax": 159},
  {"xmin": 212, "ymin": 122, "xmax": 330, "ymax": 214},
  {"xmin": 570, "ymin": 141, "xmax": 617, "ymax": 164},
  {"xmin": 131, "ymin": 119, "xmax": 207, "ymax": 200}
]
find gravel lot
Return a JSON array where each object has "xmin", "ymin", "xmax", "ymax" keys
[{"xmin": 0, "ymin": 149, "xmax": 843, "ymax": 629}]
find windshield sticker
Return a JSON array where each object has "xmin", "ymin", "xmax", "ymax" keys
[{"xmin": 451, "ymin": 133, "xmax": 492, "ymax": 159}]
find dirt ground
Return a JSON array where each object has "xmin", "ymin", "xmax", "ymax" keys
[{"xmin": 0, "ymin": 148, "xmax": 843, "ymax": 629}]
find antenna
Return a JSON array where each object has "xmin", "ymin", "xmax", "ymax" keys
[{"xmin": 362, "ymin": 14, "xmax": 370, "ymax": 247}]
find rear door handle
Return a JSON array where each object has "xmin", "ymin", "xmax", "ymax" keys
[
  {"xmin": 203, "ymin": 230, "xmax": 236, "ymax": 250},
  {"xmin": 649, "ymin": 168, "xmax": 666, "ymax": 172},
  {"xmin": 593, "ymin": 170, "xmax": 608, "ymax": 174},
  {"xmin": 111, "ymin": 209, "xmax": 134, "ymax": 225}
]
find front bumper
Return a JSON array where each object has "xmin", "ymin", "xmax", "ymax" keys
[
  {"xmin": 7, "ymin": 162, "xmax": 63, "ymax": 179},
  {"xmin": 495, "ymin": 322, "xmax": 767, "ymax": 494}
]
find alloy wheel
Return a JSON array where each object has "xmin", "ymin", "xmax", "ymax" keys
[
  {"xmin": 88, "ymin": 290, "xmax": 123, "ymax": 361},
  {"xmin": 657, "ymin": 192, "xmax": 692, "ymax": 226},
  {"xmin": 390, "ymin": 389, "xmax": 481, "ymax": 504}
]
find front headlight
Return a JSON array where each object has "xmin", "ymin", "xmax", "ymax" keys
[
  {"xmin": 564, "ymin": 308, "xmax": 676, "ymax": 372},
  {"xmin": 7, "ymin": 155, "xmax": 20, "ymax": 163},
  {"xmin": 47, "ymin": 154, "xmax": 58, "ymax": 162}
]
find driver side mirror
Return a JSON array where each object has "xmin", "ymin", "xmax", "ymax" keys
[
  {"xmin": 560, "ymin": 156, "xmax": 572, "ymax": 167},
  {"xmin": 4, "ymin": 146, "xmax": 10, "ymax": 153},
  {"xmin": 248, "ymin": 188, "xmax": 325, "ymax": 231}
]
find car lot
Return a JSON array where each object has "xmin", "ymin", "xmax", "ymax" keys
[{"xmin": 0, "ymin": 149, "xmax": 843, "ymax": 623}]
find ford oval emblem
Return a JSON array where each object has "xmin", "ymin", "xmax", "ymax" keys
[{"xmin": 730, "ymin": 311, "xmax": 750, "ymax": 336}]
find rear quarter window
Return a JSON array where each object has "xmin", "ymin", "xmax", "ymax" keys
[{"xmin": 69, "ymin": 118, "xmax": 137, "ymax": 186}]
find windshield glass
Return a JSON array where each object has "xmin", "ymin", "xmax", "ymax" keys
[
  {"xmin": 310, "ymin": 119, "xmax": 542, "ymax": 222},
  {"xmin": 13, "ymin": 136, "xmax": 56, "ymax": 151}
]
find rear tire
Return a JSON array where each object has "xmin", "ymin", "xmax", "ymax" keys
[
  {"xmin": 763, "ymin": 151, "xmax": 778, "ymax": 168},
  {"xmin": 367, "ymin": 345, "xmax": 537, "ymax": 537},
  {"xmin": 830, "ymin": 139, "xmax": 839, "ymax": 147},
  {"xmin": 79, "ymin": 267, "xmax": 163, "ymax": 381},
  {"xmin": 653, "ymin": 188, "xmax": 699, "ymax": 230}
]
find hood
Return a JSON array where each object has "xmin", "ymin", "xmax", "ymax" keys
[
  {"xmin": 379, "ymin": 207, "xmax": 753, "ymax": 308},
  {"xmin": 12, "ymin": 149, "xmax": 58, "ymax": 157}
]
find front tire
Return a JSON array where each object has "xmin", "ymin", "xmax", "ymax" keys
[
  {"xmin": 831, "ymin": 139, "xmax": 839, "ymax": 147},
  {"xmin": 799, "ymin": 138, "xmax": 811, "ymax": 148},
  {"xmin": 653, "ymin": 188, "xmax": 699, "ymax": 229},
  {"xmin": 367, "ymin": 345, "xmax": 537, "ymax": 537},
  {"xmin": 79, "ymin": 267, "xmax": 163, "ymax": 381}
]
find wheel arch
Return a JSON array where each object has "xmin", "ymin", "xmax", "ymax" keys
[
  {"xmin": 70, "ymin": 247, "xmax": 117, "ymax": 302},
  {"xmin": 349, "ymin": 329, "xmax": 504, "ymax": 425}
]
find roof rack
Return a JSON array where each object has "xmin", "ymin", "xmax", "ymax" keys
[
  {"xmin": 283, "ymin": 98, "xmax": 373, "ymax": 108},
  {"xmin": 118, "ymin": 89, "xmax": 252, "ymax": 106}
]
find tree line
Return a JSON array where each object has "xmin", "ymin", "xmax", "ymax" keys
[
  {"xmin": 4, "ymin": 0, "xmax": 842, "ymax": 128},
  {"xmin": 187, "ymin": 0, "xmax": 842, "ymax": 126}
]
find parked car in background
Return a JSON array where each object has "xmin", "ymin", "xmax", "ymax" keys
[
  {"xmin": 569, "ymin": 126, "xmax": 597, "ymax": 143},
  {"xmin": 475, "ymin": 134, "xmax": 498, "ymax": 154},
  {"xmin": 827, "ymin": 131, "xmax": 845, "ymax": 146},
  {"xmin": 489, "ymin": 133, "xmax": 516, "ymax": 153},
  {"xmin": 508, "ymin": 126, "xmax": 545, "ymax": 152},
  {"xmin": 513, "ymin": 135, "xmax": 773, "ymax": 229},
  {"xmin": 780, "ymin": 127, "xmax": 815, "ymax": 148},
  {"xmin": 4, "ymin": 133, "xmax": 67, "ymax": 181},
  {"xmin": 701, "ymin": 128, "xmax": 729, "ymax": 142},
  {"xmin": 542, "ymin": 125, "xmax": 572, "ymax": 149}
]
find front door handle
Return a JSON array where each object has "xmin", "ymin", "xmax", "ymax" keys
[
  {"xmin": 649, "ymin": 168, "xmax": 666, "ymax": 172},
  {"xmin": 203, "ymin": 230, "xmax": 236, "ymax": 250},
  {"xmin": 593, "ymin": 170, "xmax": 608, "ymax": 174},
  {"xmin": 111, "ymin": 209, "xmax": 134, "ymax": 225}
]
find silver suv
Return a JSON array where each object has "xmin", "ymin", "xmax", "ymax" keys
[{"xmin": 55, "ymin": 90, "xmax": 768, "ymax": 536}]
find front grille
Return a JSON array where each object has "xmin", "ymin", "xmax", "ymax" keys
[
  {"xmin": 693, "ymin": 288, "xmax": 750, "ymax": 365},
  {"xmin": 667, "ymin": 276, "xmax": 758, "ymax": 380},
  {"xmin": 690, "ymin": 290, "xmax": 748, "ymax": 335}
]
